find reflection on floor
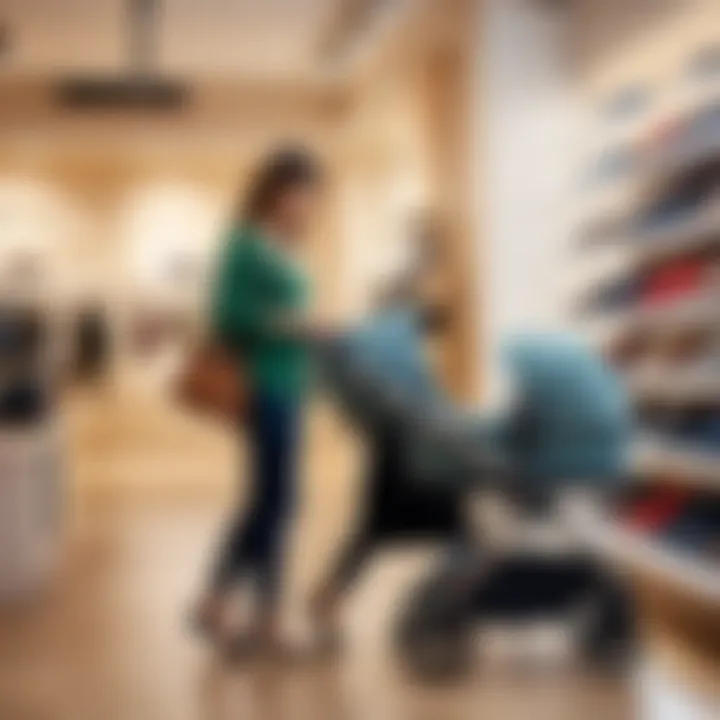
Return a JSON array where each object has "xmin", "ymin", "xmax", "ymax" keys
[{"xmin": 0, "ymin": 389, "xmax": 633, "ymax": 719}]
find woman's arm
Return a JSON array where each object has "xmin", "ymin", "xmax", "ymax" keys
[{"xmin": 212, "ymin": 234, "xmax": 273, "ymax": 345}]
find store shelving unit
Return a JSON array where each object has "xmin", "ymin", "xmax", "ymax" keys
[
  {"xmin": 563, "ymin": 497, "xmax": 719, "ymax": 603},
  {"xmin": 575, "ymin": 85, "xmax": 720, "ymax": 715},
  {"xmin": 634, "ymin": 437, "xmax": 720, "ymax": 491},
  {"xmin": 633, "ymin": 202, "xmax": 720, "ymax": 261},
  {"xmin": 630, "ymin": 371, "xmax": 720, "ymax": 404}
]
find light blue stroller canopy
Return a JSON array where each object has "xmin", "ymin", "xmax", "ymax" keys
[
  {"xmin": 318, "ymin": 310, "xmax": 632, "ymax": 492},
  {"xmin": 318, "ymin": 308, "xmax": 442, "ymax": 430},
  {"xmin": 500, "ymin": 334, "xmax": 632, "ymax": 488}
]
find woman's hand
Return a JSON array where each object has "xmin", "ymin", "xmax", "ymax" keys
[
  {"xmin": 271, "ymin": 312, "xmax": 340, "ymax": 341},
  {"xmin": 303, "ymin": 316, "xmax": 343, "ymax": 342}
]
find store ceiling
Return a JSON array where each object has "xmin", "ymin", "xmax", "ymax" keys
[{"xmin": 0, "ymin": 0, "xmax": 341, "ymax": 81}]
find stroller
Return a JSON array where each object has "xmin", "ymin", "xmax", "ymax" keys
[{"xmin": 317, "ymin": 309, "xmax": 636, "ymax": 680}]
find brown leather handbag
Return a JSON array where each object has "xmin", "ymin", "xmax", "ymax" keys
[{"xmin": 175, "ymin": 343, "xmax": 248, "ymax": 422}]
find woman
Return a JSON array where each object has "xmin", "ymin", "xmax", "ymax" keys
[{"xmin": 196, "ymin": 148, "xmax": 324, "ymax": 654}]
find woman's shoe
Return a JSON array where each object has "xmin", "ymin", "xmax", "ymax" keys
[
  {"xmin": 312, "ymin": 624, "xmax": 344, "ymax": 660},
  {"xmin": 308, "ymin": 597, "xmax": 345, "ymax": 661},
  {"xmin": 221, "ymin": 631, "xmax": 263, "ymax": 663},
  {"xmin": 191, "ymin": 595, "xmax": 227, "ymax": 643},
  {"xmin": 223, "ymin": 629, "xmax": 317, "ymax": 666}
]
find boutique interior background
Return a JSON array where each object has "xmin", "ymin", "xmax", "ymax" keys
[
  {"xmin": 0, "ymin": 6, "xmax": 504, "ymax": 717},
  {"xmin": 11, "ymin": 0, "xmax": 720, "ymax": 718}
]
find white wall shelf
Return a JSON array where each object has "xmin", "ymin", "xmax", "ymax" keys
[{"xmin": 633, "ymin": 437, "xmax": 720, "ymax": 491}]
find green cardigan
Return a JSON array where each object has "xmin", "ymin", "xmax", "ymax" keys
[{"xmin": 211, "ymin": 224, "xmax": 310, "ymax": 398}]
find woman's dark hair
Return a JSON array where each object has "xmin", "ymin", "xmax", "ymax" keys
[{"xmin": 242, "ymin": 147, "xmax": 322, "ymax": 222}]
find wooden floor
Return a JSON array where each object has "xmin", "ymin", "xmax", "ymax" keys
[{"xmin": 0, "ymin": 388, "xmax": 634, "ymax": 720}]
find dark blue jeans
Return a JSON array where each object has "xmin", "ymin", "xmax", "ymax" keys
[{"xmin": 212, "ymin": 391, "xmax": 301, "ymax": 607}]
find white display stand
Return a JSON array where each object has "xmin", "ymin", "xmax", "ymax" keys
[
  {"xmin": 0, "ymin": 422, "xmax": 64, "ymax": 601},
  {"xmin": 639, "ymin": 664, "xmax": 719, "ymax": 720}
]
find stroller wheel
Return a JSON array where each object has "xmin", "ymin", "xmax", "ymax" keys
[
  {"xmin": 580, "ymin": 580, "xmax": 636, "ymax": 674},
  {"xmin": 393, "ymin": 546, "xmax": 482, "ymax": 682},
  {"xmin": 394, "ymin": 583, "xmax": 475, "ymax": 682}
]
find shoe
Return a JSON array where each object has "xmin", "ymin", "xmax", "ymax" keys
[
  {"xmin": 586, "ymin": 143, "xmax": 637, "ymax": 189},
  {"xmin": 642, "ymin": 257, "xmax": 704, "ymax": 306},
  {"xmin": 190, "ymin": 595, "xmax": 227, "ymax": 643},
  {"xmin": 307, "ymin": 596, "xmax": 345, "ymax": 661},
  {"xmin": 579, "ymin": 273, "xmax": 643, "ymax": 316}
]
